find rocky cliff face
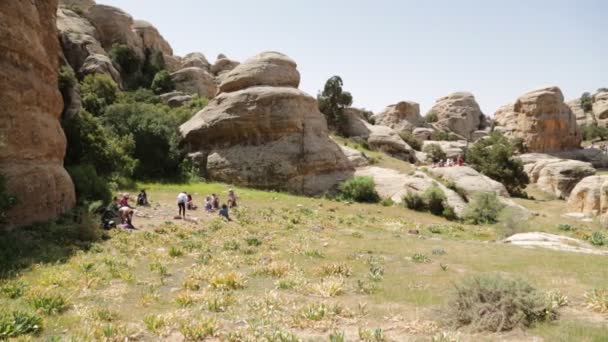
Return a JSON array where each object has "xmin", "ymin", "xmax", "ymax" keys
[
  {"xmin": 494, "ymin": 86, "xmax": 581, "ymax": 152},
  {"xmin": 0, "ymin": 0, "xmax": 75, "ymax": 227},
  {"xmin": 180, "ymin": 52, "xmax": 353, "ymax": 195},
  {"xmin": 372, "ymin": 101, "xmax": 422, "ymax": 133}
]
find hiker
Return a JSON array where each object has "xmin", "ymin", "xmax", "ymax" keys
[
  {"xmin": 187, "ymin": 193, "xmax": 197, "ymax": 210},
  {"xmin": 457, "ymin": 154, "xmax": 464, "ymax": 166},
  {"xmin": 219, "ymin": 204, "xmax": 232, "ymax": 221},
  {"xmin": 227, "ymin": 189, "xmax": 237, "ymax": 208},
  {"xmin": 212, "ymin": 194, "xmax": 220, "ymax": 210},
  {"xmin": 204, "ymin": 196, "xmax": 213, "ymax": 212},
  {"xmin": 137, "ymin": 190, "xmax": 148, "ymax": 206},
  {"xmin": 446, "ymin": 158, "xmax": 454, "ymax": 167},
  {"xmin": 118, "ymin": 206, "xmax": 135, "ymax": 229},
  {"xmin": 119, "ymin": 193, "xmax": 131, "ymax": 208},
  {"xmin": 177, "ymin": 191, "xmax": 188, "ymax": 218}
]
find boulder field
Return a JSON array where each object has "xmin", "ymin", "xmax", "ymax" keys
[{"xmin": 0, "ymin": 0, "xmax": 76, "ymax": 227}]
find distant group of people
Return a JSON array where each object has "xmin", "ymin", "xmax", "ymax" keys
[
  {"xmin": 432, "ymin": 154, "xmax": 464, "ymax": 168},
  {"xmin": 177, "ymin": 189, "xmax": 238, "ymax": 221},
  {"xmin": 103, "ymin": 189, "xmax": 149, "ymax": 230}
]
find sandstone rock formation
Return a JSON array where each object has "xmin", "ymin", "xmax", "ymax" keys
[
  {"xmin": 85, "ymin": 4, "xmax": 144, "ymax": 59},
  {"xmin": 132, "ymin": 20, "xmax": 173, "ymax": 56},
  {"xmin": 340, "ymin": 145, "xmax": 370, "ymax": 167},
  {"xmin": 0, "ymin": 0, "xmax": 75, "ymax": 227},
  {"xmin": 180, "ymin": 52, "xmax": 353, "ymax": 195},
  {"xmin": 518, "ymin": 153, "xmax": 596, "ymax": 198},
  {"xmin": 567, "ymin": 175, "xmax": 608, "ymax": 218},
  {"xmin": 372, "ymin": 101, "xmax": 422, "ymax": 133},
  {"xmin": 567, "ymin": 98, "xmax": 594, "ymax": 127},
  {"xmin": 160, "ymin": 91, "xmax": 195, "ymax": 108},
  {"xmin": 593, "ymin": 91, "xmax": 608, "ymax": 125},
  {"xmin": 171, "ymin": 67, "xmax": 217, "ymax": 99},
  {"xmin": 422, "ymin": 140, "xmax": 467, "ymax": 159},
  {"xmin": 493, "ymin": 87, "xmax": 581, "ymax": 152},
  {"xmin": 211, "ymin": 55, "xmax": 240, "ymax": 78},
  {"xmin": 181, "ymin": 52, "xmax": 210, "ymax": 70},
  {"xmin": 60, "ymin": 0, "xmax": 95, "ymax": 12},
  {"xmin": 552, "ymin": 148, "xmax": 608, "ymax": 168},
  {"xmin": 219, "ymin": 52, "xmax": 300, "ymax": 94},
  {"xmin": 413, "ymin": 127, "xmax": 436, "ymax": 141},
  {"xmin": 427, "ymin": 92, "xmax": 484, "ymax": 140}
]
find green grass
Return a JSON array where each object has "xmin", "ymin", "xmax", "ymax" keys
[{"xmin": 0, "ymin": 181, "xmax": 606, "ymax": 340}]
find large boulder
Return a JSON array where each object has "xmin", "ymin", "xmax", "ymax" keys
[
  {"xmin": 211, "ymin": 54, "xmax": 240, "ymax": 77},
  {"xmin": 567, "ymin": 175, "xmax": 608, "ymax": 217},
  {"xmin": 57, "ymin": 7, "xmax": 105, "ymax": 70},
  {"xmin": 339, "ymin": 145, "xmax": 370, "ymax": 167},
  {"xmin": 518, "ymin": 153, "xmax": 596, "ymax": 198},
  {"xmin": 85, "ymin": 4, "xmax": 144, "ymax": 59},
  {"xmin": 180, "ymin": 52, "xmax": 210, "ymax": 70},
  {"xmin": 180, "ymin": 52, "xmax": 353, "ymax": 195},
  {"xmin": 413, "ymin": 127, "xmax": 436, "ymax": 141},
  {"xmin": 132, "ymin": 20, "xmax": 173, "ymax": 56},
  {"xmin": 342, "ymin": 108, "xmax": 373, "ymax": 138},
  {"xmin": 593, "ymin": 91, "xmax": 608, "ymax": 125},
  {"xmin": 372, "ymin": 101, "xmax": 422, "ymax": 133},
  {"xmin": 0, "ymin": 0, "xmax": 76, "ymax": 227},
  {"xmin": 160, "ymin": 91, "xmax": 194, "ymax": 108},
  {"xmin": 219, "ymin": 52, "xmax": 300, "ymax": 94},
  {"xmin": 171, "ymin": 67, "xmax": 217, "ymax": 99},
  {"xmin": 427, "ymin": 92, "xmax": 484, "ymax": 140},
  {"xmin": 494, "ymin": 86, "xmax": 581, "ymax": 152},
  {"xmin": 551, "ymin": 148, "xmax": 608, "ymax": 168},
  {"xmin": 79, "ymin": 53, "xmax": 122, "ymax": 85},
  {"xmin": 566, "ymin": 98, "xmax": 595, "ymax": 127}
]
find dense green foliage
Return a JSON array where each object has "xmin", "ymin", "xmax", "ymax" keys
[
  {"xmin": 318, "ymin": 76, "xmax": 353, "ymax": 135},
  {"xmin": 0, "ymin": 175, "xmax": 17, "ymax": 224},
  {"xmin": 399, "ymin": 131, "xmax": 422, "ymax": 151},
  {"xmin": 58, "ymin": 65, "xmax": 77, "ymax": 90},
  {"xmin": 109, "ymin": 45, "xmax": 167, "ymax": 90},
  {"xmin": 109, "ymin": 43, "xmax": 141, "ymax": 75},
  {"xmin": 403, "ymin": 192, "xmax": 426, "ymax": 211},
  {"xmin": 581, "ymin": 92, "xmax": 593, "ymax": 113},
  {"xmin": 151, "ymin": 70, "xmax": 175, "ymax": 94},
  {"xmin": 424, "ymin": 111, "xmax": 438, "ymax": 123},
  {"xmin": 338, "ymin": 177, "xmax": 380, "ymax": 203},
  {"xmin": 446, "ymin": 274, "xmax": 557, "ymax": 332},
  {"xmin": 465, "ymin": 132, "xmax": 529, "ymax": 196},
  {"xmin": 422, "ymin": 144, "xmax": 446, "ymax": 162},
  {"xmin": 66, "ymin": 165, "xmax": 112, "ymax": 204},
  {"xmin": 423, "ymin": 185, "xmax": 447, "ymax": 216},
  {"xmin": 463, "ymin": 192, "xmax": 504, "ymax": 224},
  {"xmin": 435, "ymin": 131, "xmax": 459, "ymax": 141},
  {"xmin": 0, "ymin": 311, "xmax": 43, "ymax": 338},
  {"xmin": 80, "ymin": 74, "xmax": 119, "ymax": 116},
  {"xmin": 581, "ymin": 123, "xmax": 608, "ymax": 141}
]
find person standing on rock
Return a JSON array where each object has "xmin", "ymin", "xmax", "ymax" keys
[{"xmin": 177, "ymin": 191, "xmax": 188, "ymax": 218}]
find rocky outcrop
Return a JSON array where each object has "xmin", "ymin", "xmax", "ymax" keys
[
  {"xmin": 85, "ymin": 4, "xmax": 144, "ymax": 59},
  {"xmin": 0, "ymin": 0, "xmax": 75, "ymax": 227},
  {"xmin": 80, "ymin": 53, "xmax": 122, "ymax": 85},
  {"xmin": 567, "ymin": 175, "xmax": 608, "ymax": 217},
  {"xmin": 427, "ymin": 92, "xmax": 484, "ymax": 140},
  {"xmin": 342, "ymin": 108, "xmax": 373, "ymax": 138},
  {"xmin": 160, "ymin": 91, "xmax": 194, "ymax": 108},
  {"xmin": 518, "ymin": 153, "xmax": 596, "ymax": 198},
  {"xmin": 494, "ymin": 87, "xmax": 581, "ymax": 152},
  {"xmin": 60, "ymin": 0, "xmax": 95, "ymax": 12},
  {"xmin": 180, "ymin": 52, "xmax": 353, "ymax": 195},
  {"xmin": 567, "ymin": 98, "xmax": 595, "ymax": 127},
  {"xmin": 422, "ymin": 140, "xmax": 467, "ymax": 159},
  {"xmin": 340, "ymin": 145, "xmax": 370, "ymax": 167},
  {"xmin": 593, "ymin": 91, "xmax": 608, "ymax": 125},
  {"xmin": 413, "ymin": 127, "xmax": 436, "ymax": 141},
  {"xmin": 551, "ymin": 148, "xmax": 608, "ymax": 168},
  {"xmin": 181, "ymin": 52, "xmax": 210, "ymax": 71},
  {"xmin": 372, "ymin": 101, "xmax": 422, "ymax": 133},
  {"xmin": 171, "ymin": 67, "xmax": 217, "ymax": 99},
  {"xmin": 219, "ymin": 52, "xmax": 300, "ymax": 94},
  {"xmin": 132, "ymin": 20, "xmax": 173, "ymax": 56},
  {"xmin": 211, "ymin": 55, "xmax": 240, "ymax": 77}
]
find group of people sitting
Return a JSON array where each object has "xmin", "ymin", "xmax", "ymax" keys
[
  {"xmin": 432, "ymin": 154, "xmax": 464, "ymax": 168},
  {"xmin": 103, "ymin": 190, "xmax": 148, "ymax": 230},
  {"xmin": 177, "ymin": 189, "xmax": 238, "ymax": 221}
]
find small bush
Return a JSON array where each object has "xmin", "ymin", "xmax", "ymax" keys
[
  {"xmin": 444, "ymin": 274, "xmax": 557, "ymax": 332},
  {"xmin": 66, "ymin": 164, "xmax": 112, "ymax": 204},
  {"xmin": 399, "ymin": 131, "xmax": 422, "ymax": 151},
  {"xmin": 379, "ymin": 198, "xmax": 394, "ymax": 207},
  {"xmin": 589, "ymin": 231, "xmax": 606, "ymax": 246},
  {"xmin": 109, "ymin": 43, "xmax": 141, "ymax": 75},
  {"xmin": 422, "ymin": 144, "xmax": 446, "ymax": 163},
  {"xmin": 557, "ymin": 224, "xmax": 575, "ymax": 232},
  {"xmin": 0, "ymin": 311, "xmax": 42, "ymax": 338},
  {"xmin": 423, "ymin": 185, "xmax": 447, "ymax": 216},
  {"xmin": 151, "ymin": 70, "xmax": 174, "ymax": 94},
  {"xmin": 585, "ymin": 288, "xmax": 608, "ymax": 313},
  {"xmin": 463, "ymin": 192, "xmax": 504, "ymax": 225},
  {"xmin": 29, "ymin": 292, "xmax": 69, "ymax": 315},
  {"xmin": 338, "ymin": 176, "xmax": 380, "ymax": 203},
  {"xmin": 581, "ymin": 123, "xmax": 608, "ymax": 141},
  {"xmin": 425, "ymin": 111, "xmax": 438, "ymax": 123},
  {"xmin": 403, "ymin": 192, "xmax": 426, "ymax": 211},
  {"xmin": 58, "ymin": 65, "xmax": 77, "ymax": 91},
  {"xmin": 412, "ymin": 253, "xmax": 430, "ymax": 263}
]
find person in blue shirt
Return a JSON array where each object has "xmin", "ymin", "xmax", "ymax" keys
[{"xmin": 218, "ymin": 204, "xmax": 231, "ymax": 221}]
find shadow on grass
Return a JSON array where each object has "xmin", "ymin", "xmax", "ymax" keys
[{"xmin": 0, "ymin": 209, "xmax": 106, "ymax": 280}]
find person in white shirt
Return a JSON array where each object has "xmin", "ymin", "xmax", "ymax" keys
[{"xmin": 177, "ymin": 192, "xmax": 188, "ymax": 218}]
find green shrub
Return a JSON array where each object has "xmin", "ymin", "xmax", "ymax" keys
[
  {"xmin": 422, "ymin": 144, "xmax": 446, "ymax": 163},
  {"xmin": 0, "ymin": 174, "xmax": 17, "ymax": 224},
  {"xmin": 424, "ymin": 111, "xmax": 438, "ymax": 123},
  {"xmin": 435, "ymin": 131, "xmax": 459, "ymax": 141},
  {"xmin": 557, "ymin": 224, "xmax": 575, "ymax": 232},
  {"xmin": 423, "ymin": 185, "xmax": 446, "ymax": 216},
  {"xmin": 445, "ymin": 274, "xmax": 558, "ymax": 332},
  {"xmin": 109, "ymin": 43, "xmax": 141, "ymax": 75},
  {"xmin": 399, "ymin": 131, "xmax": 422, "ymax": 151},
  {"xmin": 441, "ymin": 206, "xmax": 457, "ymax": 221},
  {"xmin": 379, "ymin": 198, "xmax": 394, "ymax": 207},
  {"xmin": 0, "ymin": 311, "xmax": 42, "ymax": 338},
  {"xmin": 589, "ymin": 231, "xmax": 606, "ymax": 246},
  {"xmin": 403, "ymin": 192, "xmax": 425, "ymax": 211},
  {"xmin": 29, "ymin": 292, "xmax": 68, "ymax": 315},
  {"xmin": 117, "ymin": 88, "xmax": 161, "ymax": 105},
  {"xmin": 58, "ymin": 65, "xmax": 77, "ymax": 91},
  {"xmin": 581, "ymin": 92, "xmax": 593, "ymax": 113},
  {"xmin": 151, "ymin": 70, "xmax": 175, "ymax": 94},
  {"xmin": 465, "ymin": 132, "xmax": 529, "ymax": 195},
  {"xmin": 463, "ymin": 192, "xmax": 504, "ymax": 224},
  {"xmin": 66, "ymin": 164, "xmax": 112, "ymax": 204},
  {"xmin": 80, "ymin": 74, "xmax": 119, "ymax": 116},
  {"xmin": 338, "ymin": 176, "xmax": 380, "ymax": 203},
  {"xmin": 581, "ymin": 123, "xmax": 608, "ymax": 141}
]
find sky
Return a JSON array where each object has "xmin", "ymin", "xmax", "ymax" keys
[{"xmin": 98, "ymin": 0, "xmax": 607, "ymax": 115}]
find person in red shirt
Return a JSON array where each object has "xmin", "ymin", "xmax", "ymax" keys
[{"xmin": 457, "ymin": 154, "xmax": 464, "ymax": 166}]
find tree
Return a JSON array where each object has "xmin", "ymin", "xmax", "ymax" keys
[
  {"xmin": 80, "ymin": 74, "xmax": 119, "ymax": 116},
  {"xmin": 581, "ymin": 92, "xmax": 593, "ymax": 113},
  {"xmin": 465, "ymin": 132, "xmax": 529, "ymax": 196},
  {"xmin": 151, "ymin": 70, "xmax": 175, "ymax": 94},
  {"xmin": 317, "ymin": 76, "xmax": 353, "ymax": 134}
]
